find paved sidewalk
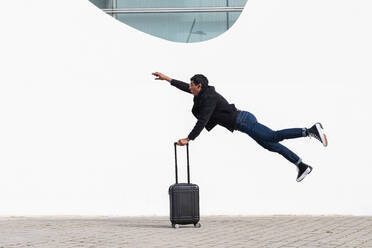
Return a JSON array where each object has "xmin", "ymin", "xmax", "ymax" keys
[{"xmin": 0, "ymin": 216, "xmax": 371, "ymax": 248}]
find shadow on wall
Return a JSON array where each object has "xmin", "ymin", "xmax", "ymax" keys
[{"xmin": 88, "ymin": 0, "xmax": 248, "ymax": 43}]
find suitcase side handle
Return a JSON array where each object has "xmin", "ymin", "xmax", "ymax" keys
[{"xmin": 174, "ymin": 142, "xmax": 190, "ymax": 184}]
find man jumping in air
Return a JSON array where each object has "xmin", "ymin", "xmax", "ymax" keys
[{"xmin": 152, "ymin": 72, "xmax": 328, "ymax": 182}]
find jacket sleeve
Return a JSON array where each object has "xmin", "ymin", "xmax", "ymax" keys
[
  {"xmin": 187, "ymin": 95, "xmax": 217, "ymax": 140},
  {"xmin": 170, "ymin": 79, "xmax": 192, "ymax": 94}
]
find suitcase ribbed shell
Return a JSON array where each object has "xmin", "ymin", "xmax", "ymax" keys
[{"xmin": 169, "ymin": 183, "xmax": 200, "ymax": 225}]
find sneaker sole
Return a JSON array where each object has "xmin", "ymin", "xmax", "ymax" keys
[
  {"xmin": 315, "ymin": 123, "xmax": 328, "ymax": 147},
  {"xmin": 296, "ymin": 166, "xmax": 313, "ymax": 182}
]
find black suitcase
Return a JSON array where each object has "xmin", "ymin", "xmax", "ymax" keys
[{"xmin": 169, "ymin": 142, "xmax": 201, "ymax": 228}]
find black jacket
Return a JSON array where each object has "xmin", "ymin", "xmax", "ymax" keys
[{"xmin": 170, "ymin": 79, "xmax": 240, "ymax": 140}]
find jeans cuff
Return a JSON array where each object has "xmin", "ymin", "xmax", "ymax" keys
[
  {"xmin": 295, "ymin": 158, "xmax": 302, "ymax": 166},
  {"xmin": 302, "ymin": 128, "xmax": 307, "ymax": 137}
]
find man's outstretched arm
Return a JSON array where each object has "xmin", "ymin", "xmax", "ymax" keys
[
  {"xmin": 152, "ymin": 72, "xmax": 172, "ymax": 82},
  {"xmin": 152, "ymin": 72, "xmax": 191, "ymax": 94}
]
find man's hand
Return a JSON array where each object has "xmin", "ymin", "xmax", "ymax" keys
[
  {"xmin": 152, "ymin": 72, "xmax": 172, "ymax": 82},
  {"xmin": 177, "ymin": 138, "xmax": 190, "ymax": 146}
]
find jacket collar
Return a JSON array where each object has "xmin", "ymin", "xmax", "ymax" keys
[{"xmin": 195, "ymin": 85, "xmax": 214, "ymax": 99}]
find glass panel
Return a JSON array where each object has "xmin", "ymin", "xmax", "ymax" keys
[
  {"xmin": 89, "ymin": 0, "xmax": 248, "ymax": 43},
  {"xmin": 228, "ymin": 0, "xmax": 248, "ymax": 7},
  {"xmin": 89, "ymin": 0, "xmax": 112, "ymax": 9},
  {"xmin": 117, "ymin": 12, "xmax": 238, "ymax": 43},
  {"xmin": 227, "ymin": 11, "xmax": 242, "ymax": 29}
]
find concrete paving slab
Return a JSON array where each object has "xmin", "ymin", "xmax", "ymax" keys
[{"xmin": 0, "ymin": 216, "xmax": 371, "ymax": 248}]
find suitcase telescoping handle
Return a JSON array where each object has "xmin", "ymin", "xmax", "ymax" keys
[{"xmin": 174, "ymin": 142, "xmax": 190, "ymax": 184}]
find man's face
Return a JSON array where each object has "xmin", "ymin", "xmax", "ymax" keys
[{"xmin": 189, "ymin": 81, "xmax": 202, "ymax": 96}]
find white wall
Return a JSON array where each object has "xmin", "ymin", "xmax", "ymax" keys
[{"xmin": 0, "ymin": 0, "xmax": 371, "ymax": 216}]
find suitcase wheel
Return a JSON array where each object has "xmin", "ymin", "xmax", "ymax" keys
[
  {"xmin": 194, "ymin": 223, "xmax": 201, "ymax": 228},
  {"xmin": 172, "ymin": 224, "xmax": 180, "ymax": 229}
]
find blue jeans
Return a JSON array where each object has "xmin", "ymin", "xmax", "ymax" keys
[{"xmin": 236, "ymin": 111, "xmax": 306, "ymax": 165}]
